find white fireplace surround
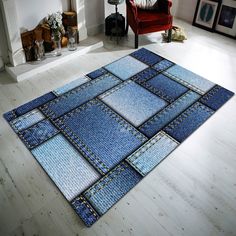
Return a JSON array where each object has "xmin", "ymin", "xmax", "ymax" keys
[{"xmin": 1, "ymin": 0, "xmax": 88, "ymax": 67}]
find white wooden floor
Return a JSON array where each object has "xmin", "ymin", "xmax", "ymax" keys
[{"xmin": 0, "ymin": 19, "xmax": 236, "ymax": 236}]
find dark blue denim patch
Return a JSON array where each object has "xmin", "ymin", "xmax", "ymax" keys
[
  {"xmin": 164, "ymin": 102, "xmax": 214, "ymax": 142},
  {"xmin": 86, "ymin": 68, "xmax": 107, "ymax": 79},
  {"xmin": 200, "ymin": 85, "xmax": 234, "ymax": 110},
  {"xmin": 83, "ymin": 162, "xmax": 142, "ymax": 215},
  {"xmin": 71, "ymin": 195, "xmax": 100, "ymax": 227},
  {"xmin": 143, "ymin": 73, "xmax": 189, "ymax": 103},
  {"xmin": 131, "ymin": 47, "xmax": 163, "ymax": 66}
]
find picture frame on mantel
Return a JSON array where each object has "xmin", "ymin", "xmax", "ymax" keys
[
  {"xmin": 214, "ymin": 0, "xmax": 236, "ymax": 39},
  {"xmin": 193, "ymin": 0, "xmax": 222, "ymax": 31}
]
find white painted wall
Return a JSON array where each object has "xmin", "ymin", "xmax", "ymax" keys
[
  {"xmin": 15, "ymin": 0, "xmax": 69, "ymax": 31},
  {"xmin": 0, "ymin": 3, "xmax": 8, "ymax": 70},
  {"xmin": 85, "ymin": 0, "xmax": 105, "ymax": 35},
  {"xmin": 174, "ymin": 0, "xmax": 198, "ymax": 23}
]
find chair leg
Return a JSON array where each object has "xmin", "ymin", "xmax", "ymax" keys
[
  {"xmin": 125, "ymin": 22, "xmax": 129, "ymax": 35},
  {"xmin": 135, "ymin": 34, "xmax": 139, "ymax": 49},
  {"xmin": 167, "ymin": 28, "xmax": 172, "ymax": 43}
]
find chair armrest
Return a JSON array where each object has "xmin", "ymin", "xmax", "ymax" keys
[
  {"xmin": 158, "ymin": 0, "xmax": 172, "ymax": 15},
  {"xmin": 126, "ymin": 0, "xmax": 138, "ymax": 19}
]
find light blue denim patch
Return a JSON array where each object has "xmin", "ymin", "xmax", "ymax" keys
[
  {"xmin": 139, "ymin": 90, "xmax": 201, "ymax": 137},
  {"xmin": 54, "ymin": 99, "xmax": 147, "ymax": 175},
  {"xmin": 10, "ymin": 109, "xmax": 45, "ymax": 133},
  {"xmin": 83, "ymin": 162, "xmax": 142, "ymax": 215},
  {"xmin": 105, "ymin": 56, "xmax": 148, "ymax": 80},
  {"xmin": 32, "ymin": 134, "xmax": 100, "ymax": 201},
  {"xmin": 100, "ymin": 80, "xmax": 167, "ymax": 126},
  {"xmin": 40, "ymin": 74, "xmax": 121, "ymax": 119},
  {"xmin": 164, "ymin": 65, "xmax": 215, "ymax": 95},
  {"xmin": 53, "ymin": 76, "xmax": 90, "ymax": 96},
  {"xmin": 126, "ymin": 131, "xmax": 179, "ymax": 176}
]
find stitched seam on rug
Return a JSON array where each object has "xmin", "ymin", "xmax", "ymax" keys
[
  {"xmin": 200, "ymin": 85, "xmax": 220, "ymax": 102},
  {"xmin": 84, "ymin": 162, "xmax": 128, "ymax": 198},
  {"xmin": 99, "ymin": 80, "xmax": 131, "ymax": 99},
  {"xmin": 142, "ymin": 82, "xmax": 174, "ymax": 103},
  {"xmin": 18, "ymin": 120, "xmax": 59, "ymax": 149},
  {"xmin": 54, "ymin": 118, "xmax": 109, "ymax": 175},
  {"xmin": 41, "ymin": 74, "xmax": 120, "ymax": 109},
  {"xmin": 10, "ymin": 109, "xmax": 43, "ymax": 132},
  {"xmin": 127, "ymin": 132, "xmax": 165, "ymax": 163},
  {"xmin": 139, "ymin": 90, "xmax": 195, "ymax": 129},
  {"xmin": 97, "ymin": 101, "xmax": 147, "ymax": 142},
  {"xmin": 165, "ymin": 102, "xmax": 213, "ymax": 132},
  {"xmin": 163, "ymin": 71, "xmax": 205, "ymax": 95}
]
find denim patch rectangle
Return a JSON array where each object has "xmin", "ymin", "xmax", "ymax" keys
[
  {"xmin": 142, "ymin": 73, "xmax": 189, "ymax": 103},
  {"xmin": 83, "ymin": 162, "xmax": 142, "ymax": 215},
  {"xmin": 139, "ymin": 90, "xmax": 201, "ymax": 137},
  {"xmin": 54, "ymin": 99, "xmax": 147, "ymax": 174},
  {"xmin": 10, "ymin": 109, "xmax": 45, "ymax": 133},
  {"xmin": 100, "ymin": 80, "xmax": 167, "ymax": 126},
  {"xmin": 200, "ymin": 85, "xmax": 234, "ymax": 110},
  {"xmin": 164, "ymin": 102, "xmax": 214, "ymax": 142},
  {"xmin": 127, "ymin": 131, "xmax": 179, "ymax": 176},
  {"xmin": 53, "ymin": 76, "xmax": 90, "ymax": 96},
  {"xmin": 131, "ymin": 48, "xmax": 163, "ymax": 66},
  {"xmin": 40, "ymin": 74, "xmax": 121, "ymax": 119},
  {"xmin": 32, "ymin": 134, "xmax": 100, "ymax": 201},
  {"xmin": 18, "ymin": 119, "xmax": 59, "ymax": 149},
  {"xmin": 71, "ymin": 195, "xmax": 100, "ymax": 227},
  {"xmin": 164, "ymin": 65, "xmax": 215, "ymax": 95}
]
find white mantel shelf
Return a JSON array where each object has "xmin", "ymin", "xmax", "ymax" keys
[{"xmin": 6, "ymin": 39, "xmax": 103, "ymax": 82}]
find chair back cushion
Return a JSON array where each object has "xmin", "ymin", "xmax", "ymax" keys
[{"xmin": 133, "ymin": 0, "xmax": 159, "ymax": 10}]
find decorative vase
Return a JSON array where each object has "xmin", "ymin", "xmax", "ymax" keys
[
  {"xmin": 67, "ymin": 27, "xmax": 77, "ymax": 51},
  {"xmin": 35, "ymin": 40, "xmax": 45, "ymax": 61},
  {"xmin": 51, "ymin": 31, "xmax": 62, "ymax": 56}
]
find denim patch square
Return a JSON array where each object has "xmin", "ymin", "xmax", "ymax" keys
[
  {"xmin": 83, "ymin": 162, "xmax": 142, "ymax": 215},
  {"xmin": 104, "ymin": 56, "xmax": 148, "ymax": 80},
  {"xmin": 40, "ymin": 74, "xmax": 121, "ymax": 119},
  {"xmin": 139, "ymin": 91, "xmax": 201, "ymax": 137},
  {"xmin": 53, "ymin": 76, "xmax": 90, "ymax": 96},
  {"xmin": 32, "ymin": 134, "xmax": 100, "ymax": 201},
  {"xmin": 143, "ymin": 73, "xmax": 189, "ymax": 103},
  {"xmin": 164, "ymin": 65, "xmax": 215, "ymax": 95},
  {"xmin": 54, "ymin": 99, "xmax": 147, "ymax": 174},
  {"xmin": 200, "ymin": 85, "xmax": 234, "ymax": 110},
  {"xmin": 164, "ymin": 102, "xmax": 214, "ymax": 142},
  {"xmin": 18, "ymin": 119, "xmax": 59, "ymax": 149},
  {"xmin": 10, "ymin": 109, "xmax": 45, "ymax": 133},
  {"xmin": 127, "ymin": 131, "xmax": 179, "ymax": 176},
  {"xmin": 100, "ymin": 80, "xmax": 167, "ymax": 126}
]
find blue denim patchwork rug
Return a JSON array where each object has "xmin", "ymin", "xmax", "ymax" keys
[{"xmin": 3, "ymin": 48, "xmax": 234, "ymax": 227}]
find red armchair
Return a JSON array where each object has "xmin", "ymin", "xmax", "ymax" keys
[{"xmin": 126, "ymin": 0, "xmax": 173, "ymax": 48}]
